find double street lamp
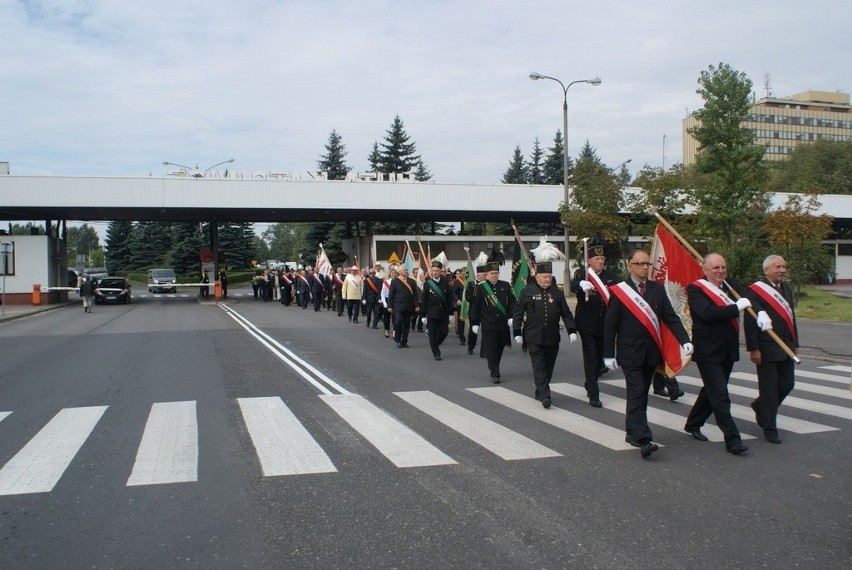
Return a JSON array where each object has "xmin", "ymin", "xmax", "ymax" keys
[
  {"xmin": 163, "ymin": 159, "xmax": 234, "ymax": 178},
  {"xmin": 529, "ymin": 72, "xmax": 601, "ymax": 285}
]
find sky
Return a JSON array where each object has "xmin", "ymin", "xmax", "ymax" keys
[{"xmin": 1, "ymin": 0, "xmax": 849, "ymax": 187}]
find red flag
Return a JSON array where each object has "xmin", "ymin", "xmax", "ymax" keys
[{"xmin": 650, "ymin": 223, "xmax": 703, "ymax": 376}]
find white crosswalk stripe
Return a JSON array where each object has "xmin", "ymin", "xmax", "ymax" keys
[
  {"xmin": 320, "ymin": 393, "xmax": 456, "ymax": 468},
  {"xmin": 127, "ymin": 401, "xmax": 198, "ymax": 487},
  {"xmin": 0, "ymin": 411, "xmax": 10, "ymax": 423},
  {"xmin": 237, "ymin": 397, "xmax": 337, "ymax": 476},
  {"xmin": 819, "ymin": 365, "xmax": 851, "ymax": 374},
  {"xmin": 0, "ymin": 406, "xmax": 107, "ymax": 496},
  {"xmin": 790, "ymin": 369, "xmax": 852, "ymax": 385},
  {"xmin": 469, "ymin": 387, "xmax": 636, "ymax": 451},
  {"xmin": 395, "ymin": 391, "xmax": 561, "ymax": 460},
  {"xmin": 730, "ymin": 372, "xmax": 852, "ymax": 400},
  {"xmin": 548, "ymin": 383, "xmax": 758, "ymax": 442}
]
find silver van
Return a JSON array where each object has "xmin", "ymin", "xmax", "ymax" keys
[{"xmin": 147, "ymin": 268, "xmax": 177, "ymax": 293}]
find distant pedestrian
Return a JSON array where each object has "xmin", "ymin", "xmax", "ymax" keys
[
  {"xmin": 199, "ymin": 270, "xmax": 210, "ymax": 300},
  {"xmin": 79, "ymin": 275, "xmax": 95, "ymax": 313}
]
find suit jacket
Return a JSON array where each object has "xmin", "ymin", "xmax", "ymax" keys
[
  {"xmin": 687, "ymin": 278, "xmax": 743, "ymax": 363},
  {"xmin": 512, "ymin": 282, "xmax": 576, "ymax": 346},
  {"xmin": 451, "ymin": 279, "xmax": 465, "ymax": 309},
  {"xmin": 603, "ymin": 279, "xmax": 690, "ymax": 367},
  {"xmin": 470, "ymin": 280, "xmax": 516, "ymax": 331},
  {"xmin": 744, "ymin": 278, "xmax": 798, "ymax": 361},
  {"xmin": 421, "ymin": 276, "xmax": 454, "ymax": 318},
  {"xmin": 570, "ymin": 268, "xmax": 617, "ymax": 336},
  {"xmin": 363, "ymin": 275, "xmax": 383, "ymax": 303},
  {"xmin": 386, "ymin": 277, "xmax": 418, "ymax": 313}
]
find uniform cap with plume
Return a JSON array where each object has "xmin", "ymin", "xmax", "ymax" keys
[
  {"xmin": 433, "ymin": 251, "xmax": 449, "ymax": 269},
  {"xmin": 530, "ymin": 237, "xmax": 565, "ymax": 263},
  {"xmin": 487, "ymin": 246, "xmax": 505, "ymax": 266},
  {"xmin": 474, "ymin": 251, "xmax": 489, "ymax": 274}
]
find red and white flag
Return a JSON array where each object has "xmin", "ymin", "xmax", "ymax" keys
[
  {"xmin": 649, "ymin": 223, "xmax": 703, "ymax": 376},
  {"xmin": 316, "ymin": 244, "xmax": 333, "ymax": 278}
]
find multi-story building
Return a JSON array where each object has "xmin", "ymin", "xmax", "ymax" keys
[{"xmin": 683, "ymin": 90, "xmax": 852, "ymax": 165}]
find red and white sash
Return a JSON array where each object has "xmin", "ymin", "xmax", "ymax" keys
[
  {"xmin": 692, "ymin": 279, "xmax": 739, "ymax": 334},
  {"xmin": 281, "ymin": 274, "xmax": 292, "ymax": 285},
  {"xmin": 333, "ymin": 273, "xmax": 344, "ymax": 287},
  {"xmin": 313, "ymin": 274, "xmax": 324, "ymax": 287},
  {"xmin": 749, "ymin": 281, "xmax": 796, "ymax": 343},
  {"xmin": 586, "ymin": 267, "xmax": 611, "ymax": 305},
  {"xmin": 611, "ymin": 282, "xmax": 662, "ymax": 353},
  {"xmin": 298, "ymin": 275, "xmax": 310, "ymax": 287}
]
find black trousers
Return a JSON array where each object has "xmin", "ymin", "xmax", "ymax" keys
[
  {"xmin": 312, "ymin": 291, "xmax": 323, "ymax": 311},
  {"xmin": 427, "ymin": 317, "xmax": 449, "ymax": 357},
  {"xmin": 653, "ymin": 371, "xmax": 681, "ymax": 394},
  {"xmin": 346, "ymin": 299, "xmax": 359, "ymax": 321},
  {"xmin": 579, "ymin": 332, "xmax": 604, "ymax": 400},
  {"xmin": 481, "ymin": 328, "xmax": 507, "ymax": 378},
  {"xmin": 685, "ymin": 360, "xmax": 742, "ymax": 445},
  {"xmin": 393, "ymin": 311, "xmax": 411, "ymax": 345},
  {"xmin": 527, "ymin": 343, "xmax": 559, "ymax": 400},
  {"xmin": 754, "ymin": 358, "xmax": 796, "ymax": 437},
  {"xmin": 455, "ymin": 311, "xmax": 466, "ymax": 341},
  {"xmin": 467, "ymin": 329, "xmax": 478, "ymax": 353},
  {"xmin": 623, "ymin": 362, "xmax": 656, "ymax": 444},
  {"xmin": 365, "ymin": 301, "xmax": 381, "ymax": 326}
]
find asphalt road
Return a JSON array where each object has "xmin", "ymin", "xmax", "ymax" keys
[{"xmin": 0, "ymin": 288, "xmax": 850, "ymax": 569}]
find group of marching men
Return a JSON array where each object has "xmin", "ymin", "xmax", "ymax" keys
[{"xmin": 253, "ymin": 234, "xmax": 799, "ymax": 460}]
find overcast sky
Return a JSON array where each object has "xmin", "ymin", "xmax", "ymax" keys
[{"xmin": 1, "ymin": 0, "xmax": 849, "ymax": 185}]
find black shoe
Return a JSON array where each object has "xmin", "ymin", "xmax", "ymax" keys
[
  {"xmin": 765, "ymin": 433, "xmax": 781, "ymax": 444},
  {"xmin": 491, "ymin": 376, "xmax": 501, "ymax": 384},
  {"xmin": 467, "ymin": 348, "xmax": 473, "ymax": 355},
  {"xmin": 685, "ymin": 429, "xmax": 708, "ymax": 442},
  {"xmin": 625, "ymin": 435, "xmax": 640, "ymax": 448},
  {"xmin": 640, "ymin": 442, "xmax": 659, "ymax": 459},
  {"xmin": 459, "ymin": 338, "xmax": 466, "ymax": 345},
  {"xmin": 400, "ymin": 343, "xmax": 409, "ymax": 348},
  {"xmin": 589, "ymin": 399, "xmax": 603, "ymax": 408},
  {"xmin": 372, "ymin": 325, "xmax": 378, "ymax": 329},
  {"xmin": 751, "ymin": 401, "xmax": 763, "ymax": 428},
  {"xmin": 669, "ymin": 390, "xmax": 683, "ymax": 402},
  {"xmin": 598, "ymin": 367, "xmax": 608, "ymax": 377},
  {"xmin": 434, "ymin": 355, "xmax": 442, "ymax": 361},
  {"xmin": 653, "ymin": 389, "xmax": 669, "ymax": 397},
  {"xmin": 542, "ymin": 397, "xmax": 551, "ymax": 409},
  {"xmin": 727, "ymin": 443, "xmax": 748, "ymax": 455},
  {"xmin": 397, "ymin": 343, "xmax": 403, "ymax": 348}
]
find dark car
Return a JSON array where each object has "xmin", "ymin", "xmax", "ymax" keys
[{"xmin": 94, "ymin": 277, "xmax": 132, "ymax": 305}]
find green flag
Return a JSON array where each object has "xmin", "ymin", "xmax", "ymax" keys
[
  {"xmin": 460, "ymin": 258, "xmax": 475, "ymax": 321},
  {"xmin": 511, "ymin": 239, "xmax": 530, "ymax": 299}
]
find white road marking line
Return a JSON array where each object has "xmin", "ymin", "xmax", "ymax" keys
[
  {"xmin": 0, "ymin": 406, "xmax": 108, "ymax": 496},
  {"xmin": 321, "ymin": 394, "xmax": 456, "ymax": 468},
  {"xmin": 549, "ymin": 383, "xmax": 757, "ymax": 442},
  {"xmin": 395, "ymin": 391, "xmax": 561, "ymax": 461},
  {"xmin": 0, "ymin": 411, "xmax": 10, "ymax": 423},
  {"xmin": 127, "ymin": 401, "xmax": 198, "ymax": 487},
  {"xmin": 819, "ymin": 365, "xmax": 850, "ymax": 374},
  {"xmin": 468, "ymin": 387, "xmax": 635, "ymax": 451},
  {"xmin": 730, "ymin": 372, "xmax": 852, "ymax": 400},
  {"xmin": 237, "ymin": 397, "xmax": 336, "ymax": 476}
]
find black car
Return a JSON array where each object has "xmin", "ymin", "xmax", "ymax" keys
[{"xmin": 94, "ymin": 277, "xmax": 132, "ymax": 304}]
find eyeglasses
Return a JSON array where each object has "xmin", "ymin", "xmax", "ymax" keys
[{"xmin": 630, "ymin": 262, "xmax": 651, "ymax": 267}]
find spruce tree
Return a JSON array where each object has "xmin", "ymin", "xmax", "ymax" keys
[
  {"xmin": 502, "ymin": 145, "xmax": 528, "ymax": 184},
  {"xmin": 414, "ymin": 159, "xmax": 432, "ymax": 181},
  {"xmin": 170, "ymin": 222, "xmax": 204, "ymax": 276},
  {"xmin": 528, "ymin": 137, "xmax": 545, "ymax": 184},
  {"xmin": 130, "ymin": 222, "xmax": 173, "ymax": 270},
  {"xmin": 543, "ymin": 130, "xmax": 573, "ymax": 185},
  {"xmin": 317, "ymin": 129, "xmax": 350, "ymax": 180},
  {"xmin": 105, "ymin": 220, "xmax": 134, "ymax": 274},
  {"xmin": 368, "ymin": 142, "xmax": 381, "ymax": 172},
  {"xmin": 378, "ymin": 115, "xmax": 420, "ymax": 175},
  {"xmin": 219, "ymin": 222, "xmax": 256, "ymax": 269}
]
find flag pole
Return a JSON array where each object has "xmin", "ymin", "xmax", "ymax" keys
[
  {"xmin": 652, "ymin": 210, "xmax": 800, "ymax": 364},
  {"xmin": 510, "ymin": 220, "xmax": 535, "ymax": 275}
]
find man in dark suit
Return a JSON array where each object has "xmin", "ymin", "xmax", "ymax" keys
[
  {"xmin": 451, "ymin": 268, "xmax": 467, "ymax": 344},
  {"xmin": 420, "ymin": 260, "xmax": 455, "ymax": 361},
  {"xmin": 386, "ymin": 266, "xmax": 419, "ymax": 348},
  {"xmin": 512, "ymin": 258, "xmax": 577, "ymax": 408},
  {"xmin": 603, "ymin": 249, "xmax": 691, "ymax": 459},
  {"xmin": 363, "ymin": 268, "xmax": 383, "ymax": 328},
  {"xmin": 683, "ymin": 253, "xmax": 753, "ymax": 455},
  {"xmin": 570, "ymin": 237, "xmax": 617, "ymax": 407},
  {"xmin": 744, "ymin": 255, "xmax": 799, "ymax": 444},
  {"xmin": 465, "ymin": 262, "xmax": 487, "ymax": 356},
  {"xmin": 470, "ymin": 261, "xmax": 516, "ymax": 383}
]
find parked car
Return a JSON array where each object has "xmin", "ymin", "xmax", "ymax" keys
[
  {"xmin": 94, "ymin": 277, "xmax": 131, "ymax": 304},
  {"xmin": 147, "ymin": 268, "xmax": 177, "ymax": 293}
]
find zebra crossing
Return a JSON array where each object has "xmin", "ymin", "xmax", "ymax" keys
[{"xmin": 0, "ymin": 364, "xmax": 849, "ymax": 496}]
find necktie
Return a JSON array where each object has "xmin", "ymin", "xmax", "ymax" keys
[{"xmin": 638, "ymin": 282, "xmax": 646, "ymax": 297}]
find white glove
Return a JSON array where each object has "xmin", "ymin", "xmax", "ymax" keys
[
  {"xmin": 682, "ymin": 342, "xmax": 694, "ymax": 356},
  {"xmin": 362, "ymin": 299, "xmax": 366, "ymax": 305},
  {"xmin": 569, "ymin": 333, "xmax": 578, "ymax": 343},
  {"xmin": 472, "ymin": 325, "xmax": 480, "ymax": 335},
  {"xmin": 449, "ymin": 315, "xmax": 454, "ymax": 324},
  {"xmin": 604, "ymin": 358, "xmax": 619, "ymax": 371},
  {"xmin": 579, "ymin": 280, "xmax": 594, "ymax": 292},
  {"xmin": 756, "ymin": 310, "xmax": 773, "ymax": 331},
  {"xmin": 735, "ymin": 298, "xmax": 751, "ymax": 311},
  {"xmin": 514, "ymin": 335, "xmax": 523, "ymax": 345},
  {"xmin": 507, "ymin": 318, "xmax": 513, "ymax": 328},
  {"xmin": 421, "ymin": 317, "xmax": 428, "ymax": 325}
]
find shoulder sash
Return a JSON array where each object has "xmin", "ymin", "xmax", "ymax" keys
[
  {"xmin": 749, "ymin": 281, "xmax": 796, "ymax": 343},
  {"xmin": 692, "ymin": 279, "xmax": 739, "ymax": 334},
  {"xmin": 610, "ymin": 282, "xmax": 662, "ymax": 353},
  {"xmin": 586, "ymin": 267, "xmax": 611, "ymax": 306},
  {"xmin": 397, "ymin": 277, "xmax": 414, "ymax": 296},
  {"xmin": 480, "ymin": 281, "xmax": 508, "ymax": 318},
  {"xmin": 426, "ymin": 278, "xmax": 447, "ymax": 303},
  {"xmin": 366, "ymin": 277, "xmax": 380, "ymax": 294}
]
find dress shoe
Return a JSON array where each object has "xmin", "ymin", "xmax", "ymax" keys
[
  {"xmin": 542, "ymin": 397, "xmax": 552, "ymax": 409},
  {"xmin": 751, "ymin": 401, "xmax": 763, "ymax": 427},
  {"xmin": 669, "ymin": 390, "xmax": 684, "ymax": 402},
  {"xmin": 589, "ymin": 399, "xmax": 603, "ymax": 408},
  {"xmin": 467, "ymin": 348, "xmax": 473, "ymax": 355},
  {"xmin": 459, "ymin": 338, "xmax": 466, "ymax": 345},
  {"xmin": 653, "ymin": 389, "xmax": 669, "ymax": 397},
  {"xmin": 727, "ymin": 443, "xmax": 748, "ymax": 455},
  {"xmin": 640, "ymin": 442, "xmax": 659, "ymax": 459},
  {"xmin": 401, "ymin": 343, "xmax": 409, "ymax": 348},
  {"xmin": 491, "ymin": 376, "xmax": 501, "ymax": 384},
  {"xmin": 625, "ymin": 435, "xmax": 640, "ymax": 448},
  {"xmin": 434, "ymin": 355, "xmax": 442, "ymax": 361},
  {"xmin": 397, "ymin": 342, "xmax": 403, "ymax": 348},
  {"xmin": 685, "ymin": 428, "xmax": 708, "ymax": 442},
  {"xmin": 765, "ymin": 433, "xmax": 781, "ymax": 444}
]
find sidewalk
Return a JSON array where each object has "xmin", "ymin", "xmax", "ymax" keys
[{"xmin": 0, "ymin": 300, "xmax": 75, "ymax": 323}]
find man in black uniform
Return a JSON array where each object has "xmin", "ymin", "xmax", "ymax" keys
[
  {"xmin": 683, "ymin": 253, "xmax": 752, "ymax": 455},
  {"xmin": 363, "ymin": 267, "xmax": 383, "ymax": 328},
  {"xmin": 420, "ymin": 260, "xmax": 454, "ymax": 361},
  {"xmin": 512, "ymin": 252, "xmax": 577, "ymax": 408},
  {"xmin": 199, "ymin": 269, "xmax": 210, "ymax": 300},
  {"xmin": 295, "ymin": 268, "xmax": 311, "ymax": 309},
  {"xmin": 386, "ymin": 266, "xmax": 419, "ymax": 348},
  {"xmin": 451, "ymin": 268, "xmax": 467, "ymax": 344},
  {"xmin": 280, "ymin": 268, "xmax": 293, "ymax": 306},
  {"xmin": 471, "ymin": 260, "xmax": 516, "ymax": 383},
  {"xmin": 570, "ymin": 236, "xmax": 617, "ymax": 407},
  {"xmin": 603, "ymin": 249, "xmax": 692, "ymax": 459},
  {"xmin": 745, "ymin": 254, "xmax": 798, "ymax": 444},
  {"xmin": 309, "ymin": 268, "xmax": 325, "ymax": 311},
  {"xmin": 465, "ymin": 252, "xmax": 489, "ymax": 355}
]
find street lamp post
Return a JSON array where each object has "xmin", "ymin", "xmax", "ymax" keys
[
  {"xmin": 529, "ymin": 72, "xmax": 601, "ymax": 286},
  {"xmin": 1, "ymin": 241, "xmax": 12, "ymax": 316},
  {"xmin": 162, "ymin": 159, "xmax": 234, "ymax": 178}
]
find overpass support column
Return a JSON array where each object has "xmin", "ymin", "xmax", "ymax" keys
[{"xmin": 211, "ymin": 222, "xmax": 220, "ymax": 300}]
